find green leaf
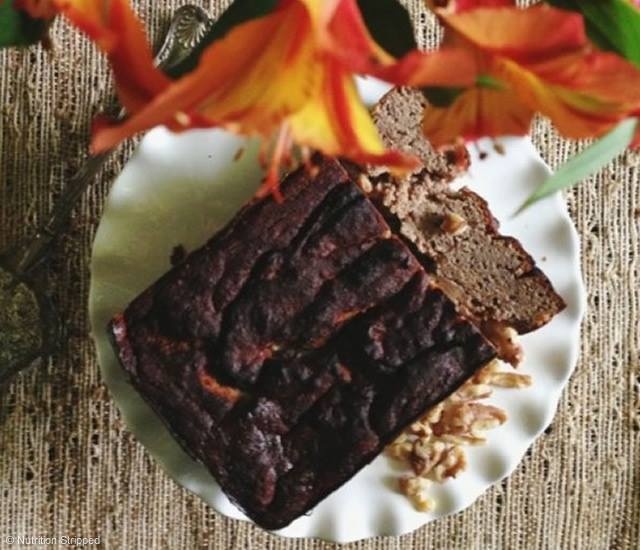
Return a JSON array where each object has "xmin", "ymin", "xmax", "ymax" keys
[
  {"xmin": 0, "ymin": 0, "xmax": 48, "ymax": 47},
  {"xmin": 546, "ymin": 0, "xmax": 640, "ymax": 67},
  {"xmin": 422, "ymin": 74, "xmax": 506, "ymax": 107},
  {"xmin": 167, "ymin": 0, "xmax": 280, "ymax": 78},
  {"xmin": 422, "ymin": 86, "xmax": 464, "ymax": 107},
  {"xmin": 476, "ymin": 74, "xmax": 505, "ymax": 90},
  {"xmin": 357, "ymin": 0, "xmax": 417, "ymax": 58},
  {"xmin": 516, "ymin": 117, "xmax": 638, "ymax": 214}
]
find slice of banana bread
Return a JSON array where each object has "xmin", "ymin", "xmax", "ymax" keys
[
  {"xmin": 367, "ymin": 88, "xmax": 565, "ymax": 363},
  {"xmin": 368, "ymin": 86, "xmax": 470, "ymax": 188}
]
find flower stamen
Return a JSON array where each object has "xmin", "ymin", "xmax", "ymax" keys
[{"xmin": 257, "ymin": 124, "xmax": 293, "ymax": 202}]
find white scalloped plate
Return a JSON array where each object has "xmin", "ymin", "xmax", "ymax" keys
[{"xmin": 89, "ymin": 81, "xmax": 586, "ymax": 543}]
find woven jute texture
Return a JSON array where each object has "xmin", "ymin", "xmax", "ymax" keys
[{"xmin": 1, "ymin": 1, "xmax": 638, "ymax": 549}]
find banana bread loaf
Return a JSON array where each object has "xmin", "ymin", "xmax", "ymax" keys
[{"xmin": 109, "ymin": 157, "xmax": 496, "ymax": 529}]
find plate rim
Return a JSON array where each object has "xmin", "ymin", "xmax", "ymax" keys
[{"xmin": 88, "ymin": 86, "xmax": 587, "ymax": 543}]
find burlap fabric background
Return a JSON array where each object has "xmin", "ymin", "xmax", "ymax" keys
[{"xmin": 1, "ymin": 1, "xmax": 638, "ymax": 548}]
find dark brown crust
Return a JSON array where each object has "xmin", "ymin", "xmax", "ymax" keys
[{"xmin": 109, "ymin": 157, "xmax": 496, "ymax": 530}]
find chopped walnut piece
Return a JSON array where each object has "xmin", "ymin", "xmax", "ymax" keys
[
  {"xmin": 431, "ymin": 445, "xmax": 467, "ymax": 482},
  {"xmin": 398, "ymin": 476, "xmax": 435, "ymax": 511},
  {"xmin": 387, "ymin": 359, "xmax": 532, "ymax": 512},
  {"xmin": 440, "ymin": 433, "xmax": 486, "ymax": 446},
  {"xmin": 482, "ymin": 371, "xmax": 532, "ymax": 389},
  {"xmin": 357, "ymin": 173, "xmax": 374, "ymax": 194},
  {"xmin": 426, "ymin": 403, "xmax": 444, "ymax": 423},
  {"xmin": 449, "ymin": 382, "xmax": 493, "ymax": 402},
  {"xmin": 433, "ymin": 402, "xmax": 507, "ymax": 438},
  {"xmin": 482, "ymin": 321, "xmax": 524, "ymax": 367},
  {"xmin": 413, "ymin": 493, "xmax": 435, "ymax": 512},
  {"xmin": 398, "ymin": 475, "xmax": 427, "ymax": 496},
  {"xmin": 387, "ymin": 439, "xmax": 413, "ymax": 461},
  {"xmin": 472, "ymin": 358, "xmax": 501, "ymax": 382},
  {"xmin": 409, "ymin": 420, "xmax": 432, "ymax": 437},
  {"xmin": 440, "ymin": 212, "xmax": 469, "ymax": 236},
  {"xmin": 411, "ymin": 438, "xmax": 447, "ymax": 475},
  {"xmin": 473, "ymin": 360, "xmax": 532, "ymax": 389}
]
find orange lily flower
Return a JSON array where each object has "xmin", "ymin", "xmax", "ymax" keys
[
  {"xmin": 34, "ymin": 0, "xmax": 479, "ymax": 195},
  {"xmin": 422, "ymin": 2, "xmax": 640, "ymax": 146}
]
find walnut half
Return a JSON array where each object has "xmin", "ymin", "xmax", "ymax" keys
[
  {"xmin": 440, "ymin": 212, "xmax": 469, "ymax": 236},
  {"xmin": 482, "ymin": 322, "xmax": 524, "ymax": 367}
]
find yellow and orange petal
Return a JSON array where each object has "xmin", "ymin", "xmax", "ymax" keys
[
  {"xmin": 440, "ymin": 5, "xmax": 586, "ymax": 63},
  {"xmin": 91, "ymin": 0, "xmax": 318, "ymax": 152},
  {"xmin": 424, "ymin": 1, "xmax": 640, "ymax": 145},
  {"xmin": 288, "ymin": 56, "xmax": 419, "ymax": 170},
  {"xmin": 501, "ymin": 51, "xmax": 640, "ymax": 139},
  {"xmin": 423, "ymin": 48, "xmax": 640, "ymax": 146},
  {"xmin": 91, "ymin": 0, "xmax": 426, "ymax": 179},
  {"xmin": 74, "ymin": 0, "xmax": 474, "ymax": 162},
  {"xmin": 526, "ymin": 50, "xmax": 640, "ymax": 112},
  {"xmin": 422, "ymin": 79, "xmax": 533, "ymax": 146}
]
